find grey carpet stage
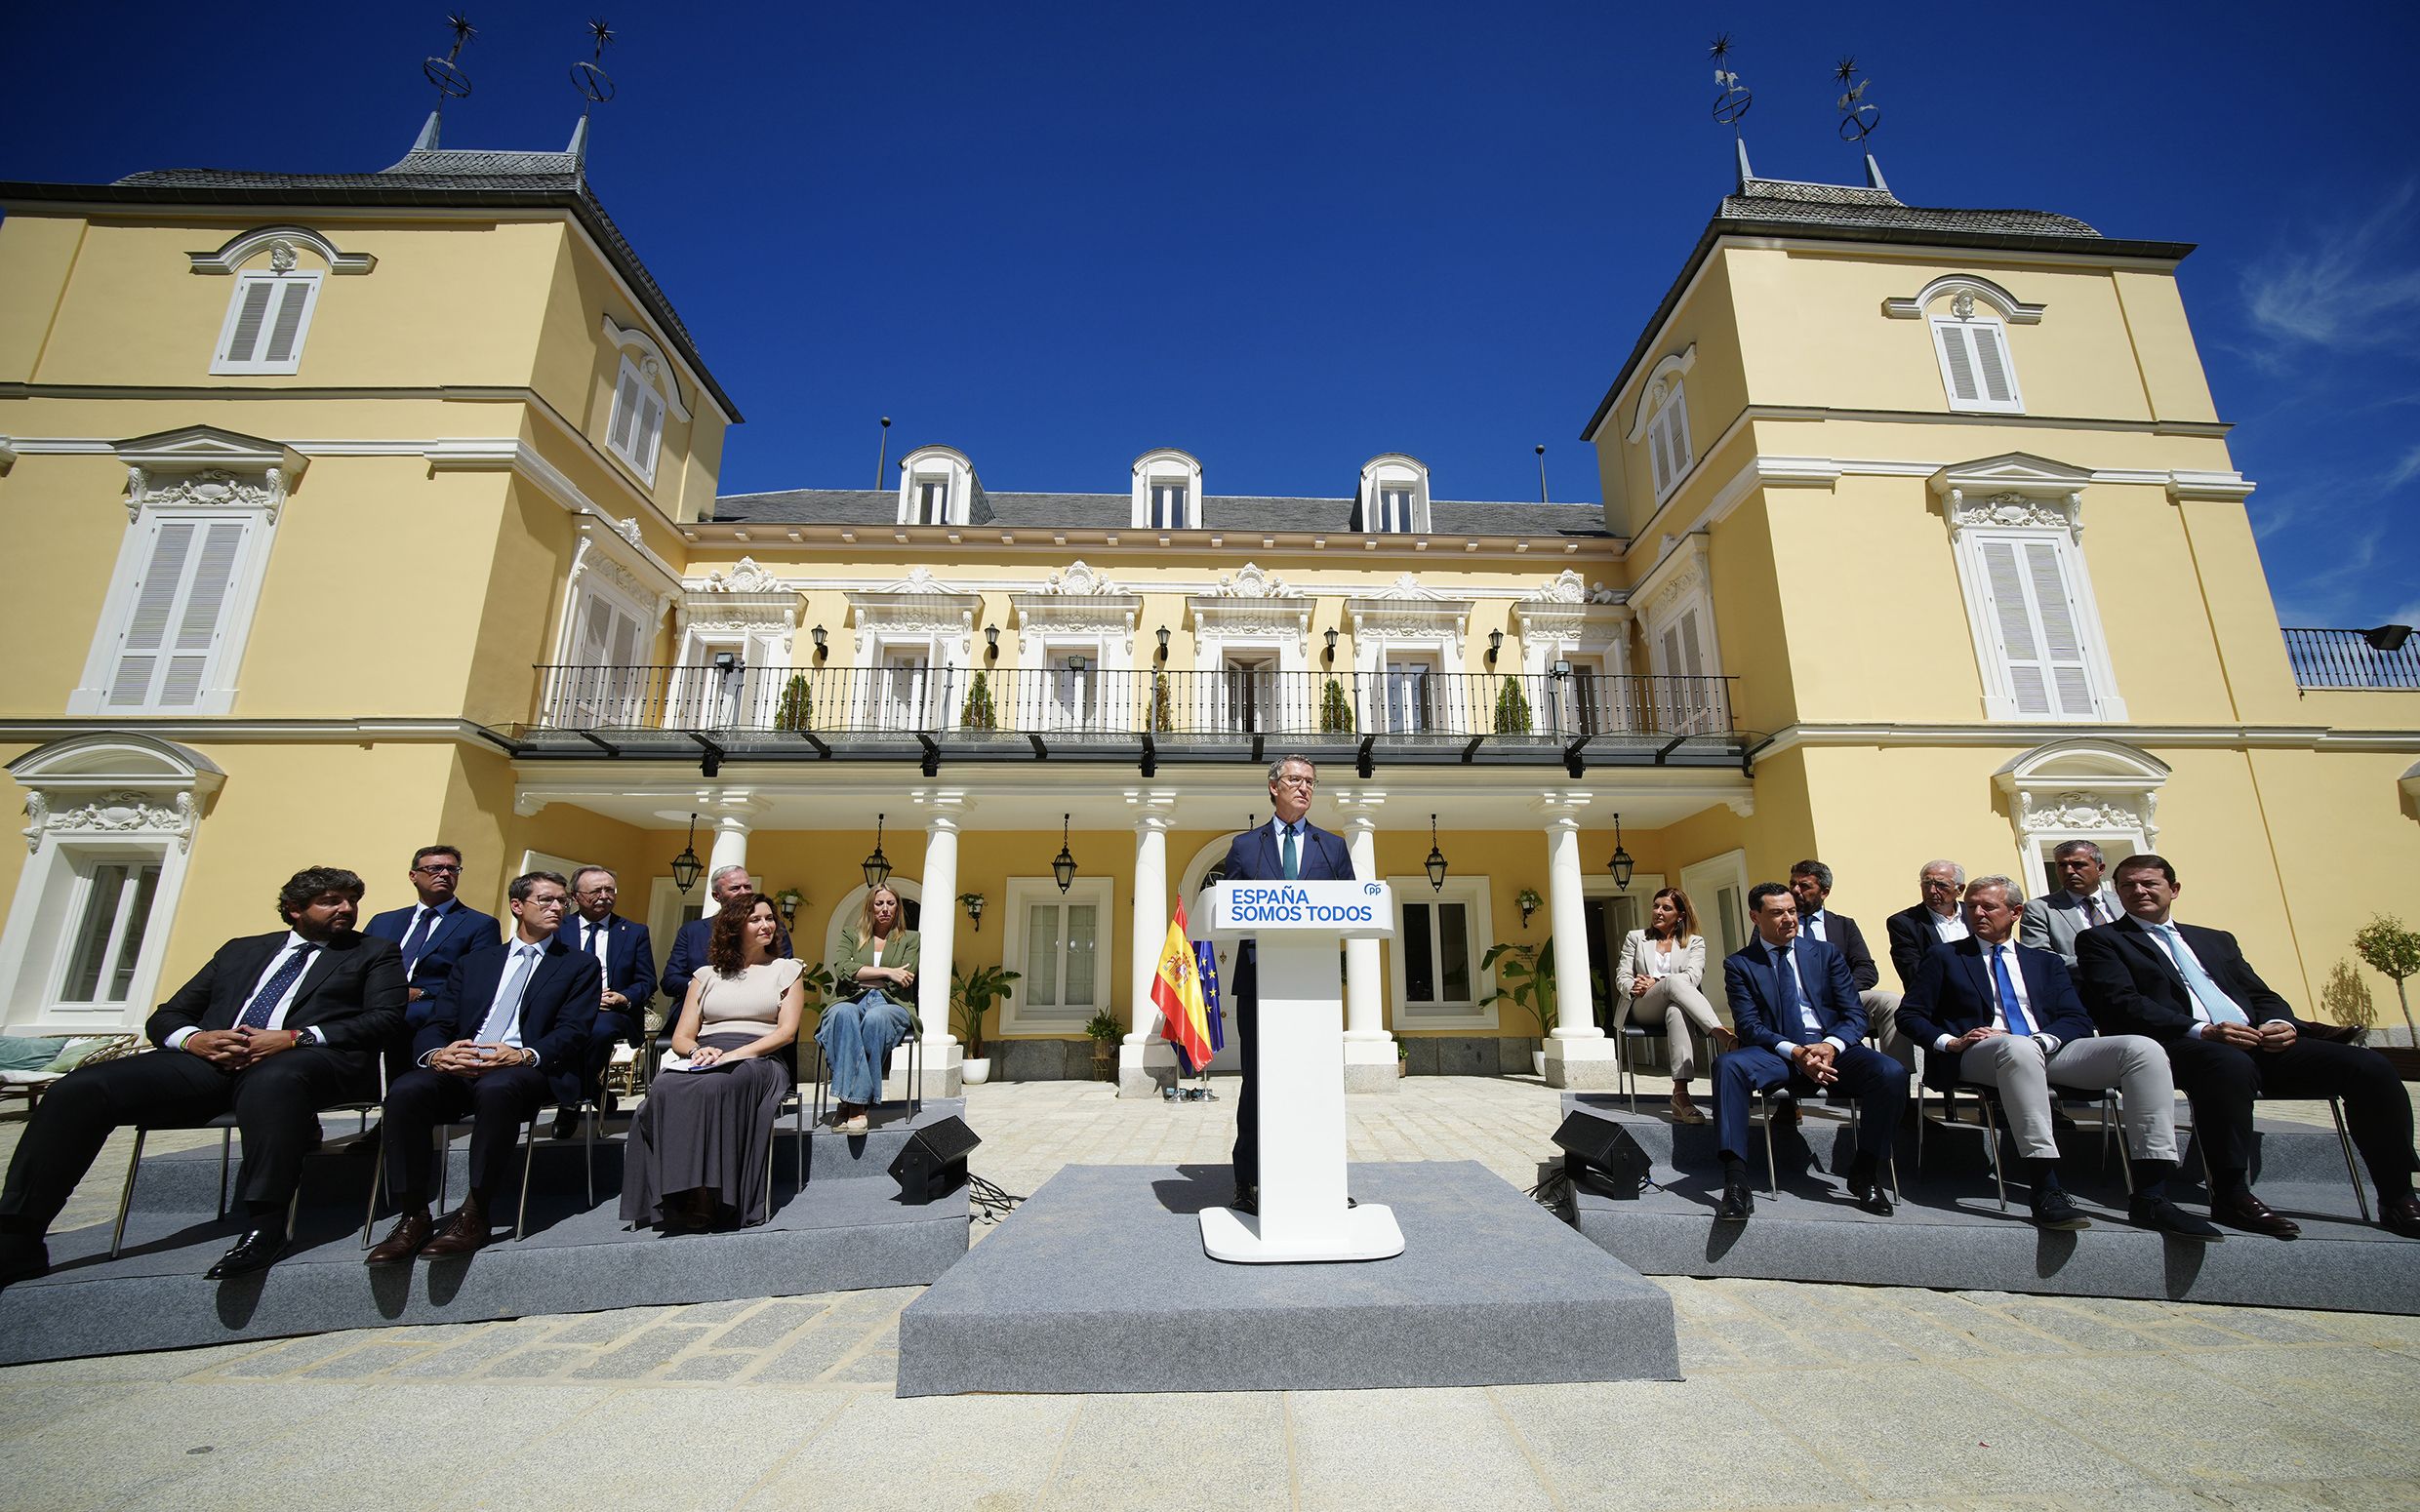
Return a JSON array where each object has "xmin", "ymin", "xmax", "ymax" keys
[
  {"xmin": 1555, "ymin": 1094, "xmax": 2420, "ymax": 1313},
  {"xmin": 0, "ymin": 1102, "xmax": 971, "ymax": 1366},
  {"xmin": 896, "ymin": 1161, "xmax": 1679, "ymax": 1397}
]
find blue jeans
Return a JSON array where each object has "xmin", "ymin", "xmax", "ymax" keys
[{"xmin": 818, "ymin": 992, "xmax": 912, "ymax": 1105}]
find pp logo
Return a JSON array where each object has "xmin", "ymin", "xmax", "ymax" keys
[{"xmin": 1363, "ymin": 882, "xmax": 1384, "ymax": 895}]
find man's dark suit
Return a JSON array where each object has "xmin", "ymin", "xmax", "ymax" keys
[
  {"xmin": 660, "ymin": 914, "xmax": 790, "ymax": 1026},
  {"xmin": 1219, "ymin": 817, "xmax": 1354, "ymax": 1195},
  {"xmin": 1715, "ymin": 935, "xmax": 1909, "ymax": 1169},
  {"xmin": 381, "ymin": 938, "xmax": 601, "ymax": 1206},
  {"xmin": 1800, "ymin": 909, "xmax": 1882, "ymax": 992},
  {"xmin": 2075, "ymin": 915, "xmax": 2413, "ymax": 1186},
  {"xmin": 0, "ymin": 931, "xmax": 406, "ymax": 1233},
  {"xmin": 561, "ymin": 912, "xmax": 655, "ymax": 1103},
  {"xmin": 1900, "ymin": 935, "xmax": 2096, "ymax": 1091},
  {"xmin": 365, "ymin": 899, "xmax": 503, "ymax": 1027},
  {"xmin": 1886, "ymin": 902, "xmax": 1965, "ymax": 991}
]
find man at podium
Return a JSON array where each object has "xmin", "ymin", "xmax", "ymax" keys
[{"xmin": 1217, "ymin": 754, "xmax": 1354, "ymax": 1214}]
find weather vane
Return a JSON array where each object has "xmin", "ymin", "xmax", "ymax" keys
[
  {"xmin": 572, "ymin": 18, "xmax": 617, "ymax": 109},
  {"xmin": 1835, "ymin": 56, "xmax": 1880, "ymax": 143},
  {"xmin": 1710, "ymin": 34, "xmax": 1753, "ymax": 131},
  {"xmin": 424, "ymin": 14, "xmax": 476, "ymax": 106}
]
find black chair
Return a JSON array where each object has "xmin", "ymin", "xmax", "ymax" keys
[
  {"xmin": 1748, "ymin": 1086, "xmax": 1901, "ymax": 1202},
  {"xmin": 113, "ymin": 1060, "xmax": 383, "ymax": 1259},
  {"xmin": 808, "ymin": 1013, "xmax": 926, "ymax": 1131}
]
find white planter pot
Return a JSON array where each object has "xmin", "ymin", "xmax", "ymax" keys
[
  {"xmin": 1532, "ymin": 1051, "xmax": 1548, "ymax": 1079},
  {"xmin": 961, "ymin": 1057, "xmax": 992, "ymax": 1085}
]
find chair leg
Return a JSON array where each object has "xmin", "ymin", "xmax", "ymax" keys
[
  {"xmin": 1757, "ymin": 1092, "xmax": 1778, "ymax": 1196},
  {"xmin": 794, "ymin": 1094, "xmax": 808, "ymax": 1196},
  {"xmin": 2329, "ymin": 1096, "xmax": 2371, "ymax": 1222},
  {"xmin": 436, "ymin": 1124, "xmax": 453, "ymax": 1214},
  {"xmin": 515, "ymin": 1118, "xmax": 536, "ymax": 1242},
  {"xmin": 1980, "ymin": 1094, "xmax": 2007, "ymax": 1212},
  {"xmin": 284, "ymin": 1186, "xmax": 302, "ymax": 1243},
  {"xmin": 361, "ymin": 1124, "xmax": 388, "ymax": 1247},
  {"xmin": 218, "ymin": 1126, "xmax": 233, "ymax": 1220},
  {"xmin": 110, "ymin": 1128, "xmax": 148, "ymax": 1259},
  {"xmin": 584, "ymin": 1105, "xmax": 597, "ymax": 1210}
]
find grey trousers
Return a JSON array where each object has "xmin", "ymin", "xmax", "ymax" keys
[
  {"xmin": 1626, "ymin": 976, "xmax": 1723, "ymax": 1080},
  {"xmin": 1863, "ymin": 989, "xmax": 1916, "ymax": 1072},
  {"xmin": 1958, "ymin": 1033, "xmax": 2179, "ymax": 1163}
]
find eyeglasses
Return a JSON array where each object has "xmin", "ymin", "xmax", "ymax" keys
[
  {"xmin": 1919, "ymin": 877, "xmax": 1957, "ymax": 890},
  {"xmin": 415, "ymin": 863, "xmax": 463, "ymax": 876},
  {"xmin": 1275, "ymin": 776, "xmax": 1316, "ymax": 788}
]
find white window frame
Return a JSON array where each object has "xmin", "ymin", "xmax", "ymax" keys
[
  {"xmin": 606, "ymin": 354, "xmax": 669, "ymax": 484},
  {"xmin": 1635, "ymin": 543, "xmax": 1726, "ymax": 735},
  {"xmin": 1386, "ymin": 874, "xmax": 1496, "ymax": 1030},
  {"xmin": 998, "ymin": 876, "xmax": 1116, "ymax": 1035},
  {"xmin": 1930, "ymin": 314, "xmax": 2024, "ymax": 415},
  {"xmin": 912, "ymin": 474, "xmax": 951, "ymax": 525},
  {"xmin": 548, "ymin": 574, "xmax": 655, "ymax": 728},
  {"xmin": 1357, "ymin": 455, "xmax": 1432, "ymax": 534},
  {"xmin": 211, "ymin": 269, "xmax": 322, "ymax": 375},
  {"xmin": 1678, "ymin": 850, "xmax": 1752, "ymax": 964},
  {"xmin": 1642, "ymin": 385, "xmax": 1693, "ymax": 501},
  {"xmin": 72, "ymin": 498, "xmax": 283, "ymax": 719},
  {"xmin": 1150, "ymin": 481, "xmax": 1191, "ymax": 530},
  {"xmin": 1951, "ymin": 522, "xmax": 2123, "ymax": 722}
]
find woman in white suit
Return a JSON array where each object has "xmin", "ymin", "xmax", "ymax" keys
[{"xmin": 1613, "ymin": 887, "xmax": 1733, "ymax": 1124}]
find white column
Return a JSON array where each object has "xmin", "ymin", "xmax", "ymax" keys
[
  {"xmin": 911, "ymin": 798, "xmax": 967, "ymax": 1096},
  {"xmin": 1540, "ymin": 799, "xmax": 1620, "ymax": 1090},
  {"xmin": 706, "ymin": 804, "xmax": 754, "ymax": 878},
  {"xmin": 1119, "ymin": 810, "xmax": 1180, "ymax": 1096},
  {"xmin": 1334, "ymin": 801, "xmax": 1397, "ymax": 1094}
]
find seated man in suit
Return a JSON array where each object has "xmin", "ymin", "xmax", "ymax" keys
[
  {"xmin": 2018, "ymin": 839, "xmax": 2122, "ymax": 969},
  {"xmin": 2076, "ymin": 854, "xmax": 2420, "ymax": 1240},
  {"xmin": 1885, "ymin": 859, "xmax": 1971, "ymax": 991},
  {"xmin": 0, "ymin": 866, "xmax": 407, "ymax": 1286},
  {"xmin": 552, "ymin": 865, "xmax": 656, "ymax": 1137},
  {"xmin": 366, "ymin": 871, "xmax": 601, "ymax": 1264},
  {"xmin": 1218, "ymin": 754, "xmax": 1355, "ymax": 1216},
  {"xmin": 1713, "ymin": 883, "xmax": 1910, "ymax": 1223},
  {"xmin": 659, "ymin": 864, "xmax": 789, "ymax": 1033},
  {"xmin": 363, "ymin": 844, "xmax": 503, "ymax": 1026},
  {"xmin": 1903, "ymin": 875, "xmax": 2219, "ymax": 1239},
  {"xmin": 1789, "ymin": 859, "xmax": 1911, "ymax": 1070}
]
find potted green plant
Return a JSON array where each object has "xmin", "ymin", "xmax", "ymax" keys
[
  {"xmin": 1395, "ymin": 1037, "xmax": 1409, "ymax": 1078},
  {"xmin": 2353, "ymin": 916, "xmax": 2420, "ymax": 1078},
  {"xmin": 1150, "ymin": 671, "xmax": 1176, "ymax": 733},
  {"xmin": 1318, "ymin": 676, "xmax": 1355, "ymax": 734},
  {"xmin": 1480, "ymin": 937, "xmax": 1556, "ymax": 1076},
  {"xmin": 950, "ymin": 963, "xmax": 1020, "ymax": 1085},
  {"xmin": 1083, "ymin": 1009, "xmax": 1121, "ymax": 1079},
  {"xmin": 775, "ymin": 673, "xmax": 812, "ymax": 731},
  {"xmin": 1492, "ymin": 677, "xmax": 1534, "ymax": 734},
  {"xmin": 960, "ymin": 670, "xmax": 998, "ymax": 731}
]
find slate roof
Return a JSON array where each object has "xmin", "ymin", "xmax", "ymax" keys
[
  {"xmin": 1581, "ymin": 175, "xmax": 2195, "ymax": 440},
  {"xmin": 1, "ymin": 142, "xmax": 740, "ymax": 420},
  {"xmin": 712, "ymin": 489, "xmax": 1610, "ymax": 537}
]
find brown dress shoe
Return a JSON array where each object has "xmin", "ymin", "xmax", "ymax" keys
[
  {"xmin": 420, "ymin": 1198, "xmax": 492, "ymax": 1259},
  {"xmin": 2212, "ymin": 1188, "xmax": 2301, "ymax": 1240},
  {"xmin": 365, "ymin": 1208, "xmax": 434, "ymax": 1267},
  {"xmin": 2380, "ymin": 1193, "xmax": 2420, "ymax": 1240}
]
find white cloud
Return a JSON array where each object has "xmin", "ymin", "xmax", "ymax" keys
[{"xmin": 2240, "ymin": 182, "xmax": 2420, "ymax": 352}]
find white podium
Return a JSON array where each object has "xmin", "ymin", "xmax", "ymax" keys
[{"xmin": 1191, "ymin": 879, "xmax": 1406, "ymax": 1263}]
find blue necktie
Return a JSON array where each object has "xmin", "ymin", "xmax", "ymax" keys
[
  {"xmin": 1775, "ymin": 945, "xmax": 1819, "ymax": 1039},
  {"xmin": 239, "ymin": 942, "xmax": 320, "ymax": 1030},
  {"xmin": 1991, "ymin": 945, "xmax": 2034, "ymax": 1036},
  {"xmin": 2152, "ymin": 925, "xmax": 2250, "ymax": 1025},
  {"xmin": 477, "ymin": 946, "xmax": 541, "ymax": 1044},
  {"xmin": 1281, "ymin": 825, "xmax": 1300, "ymax": 881},
  {"xmin": 400, "ymin": 906, "xmax": 440, "ymax": 972}
]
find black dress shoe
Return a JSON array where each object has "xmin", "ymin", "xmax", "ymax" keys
[
  {"xmin": 550, "ymin": 1108, "xmax": 582, "ymax": 1141},
  {"xmin": 204, "ymin": 1223, "xmax": 286, "ymax": 1280},
  {"xmin": 1846, "ymin": 1173, "xmax": 1895, "ymax": 1217},
  {"xmin": 2129, "ymin": 1193, "xmax": 2223, "ymax": 1243},
  {"xmin": 1714, "ymin": 1175, "xmax": 1754, "ymax": 1224},
  {"xmin": 365, "ymin": 1208, "xmax": 434, "ymax": 1266},
  {"xmin": 2031, "ymin": 1186, "xmax": 2091, "ymax": 1231},
  {"xmin": 2212, "ymin": 1189, "xmax": 2301, "ymax": 1240},
  {"xmin": 1231, "ymin": 1185, "xmax": 1258, "ymax": 1216},
  {"xmin": 0, "ymin": 1234, "xmax": 49, "ymax": 1289},
  {"xmin": 2379, "ymin": 1193, "xmax": 2420, "ymax": 1239}
]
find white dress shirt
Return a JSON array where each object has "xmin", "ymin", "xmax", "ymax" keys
[
  {"xmin": 424, "ymin": 939, "xmax": 544, "ymax": 1067},
  {"xmin": 1931, "ymin": 939, "xmax": 2058, "ymax": 1054},
  {"xmin": 1929, "ymin": 909, "xmax": 1969, "ymax": 944},
  {"xmin": 1769, "ymin": 942, "xmax": 1847, "ymax": 1053},
  {"xmin": 165, "ymin": 932, "xmax": 328, "ymax": 1050},
  {"xmin": 2150, "ymin": 921, "xmax": 2249, "ymax": 1027}
]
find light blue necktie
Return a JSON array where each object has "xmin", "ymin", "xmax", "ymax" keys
[
  {"xmin": 2152, "ymin": 925, "xmax": 2250, "ymax": 1025},
  {"xmin": 1281, "ymin": 824, "xmax": 1300, "ymax": 881},
  {"xmin": 1774, "ymin": 944, "xmax": 1820, "ymax": 1039},
  {"xmin": 1991, "ymin": 945, "xmax": 2034, "ymax": 1036},
  {"xmin": 477, "ymin": 945, "xmax": 541, "ymax": 1043}
]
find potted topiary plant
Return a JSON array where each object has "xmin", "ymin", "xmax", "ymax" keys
[
  {"xmin": 775, "ymin": 673, "xmax": 813, "ymax": 732},
  {"xmin": 1318, "ymin": 676, "xmax": 1355, "ymax": 734},
  {"xmin": 1083, "ymin": 1009, "xmax": 1121, "ymax": 1079},
  {"xmin": 960, "ymin": 670, "xmax": 998, "ymax": 732},
  {"xmin": 949, "ymin": 963, "xmax": 1019, "ymax": 1085},
  {"xmin": 2353, "ymin": 916, "xmax": 2420, "ymax": 1078},
  {"xmin": 1492, "ymin": 677, "xmax": 1534, "ymax": 734},
  {"xmin": 1150, "ymin": 671, "xmax": 1176, "ymax": 733}
]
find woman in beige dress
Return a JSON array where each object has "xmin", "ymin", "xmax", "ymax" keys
[
  {"xmin": 622, "ymin": 894, "xmax": 801, "ymax": 1229},
  {"xmin": 1613, "ymin": 887, "xmax": 1733, "ymax": 1125}
]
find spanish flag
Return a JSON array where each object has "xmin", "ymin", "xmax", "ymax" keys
[{"xmin": 1152, "ymin": 899, "xmax": 1216, "ymax": 1073}]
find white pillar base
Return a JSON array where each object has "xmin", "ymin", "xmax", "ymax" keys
[
  {"xmin": 1117, "ymin": 1038, "xmax": 1180, "ymax": 1097},
  {"xmin": 891, "ymin": 1039, "xmax": 962, "ymax": 1100},
  {"xmin": 1201, "ymin": 1202, "xmax": 1405, "ymax": 1263},
  {"xmin": 1343, "ymin": 1034, "xmax": 1400, "ymax": 1094},
  {"xmin": 1543, "ymin": 1034, "xmax": 1623, "ymax": 1090}
]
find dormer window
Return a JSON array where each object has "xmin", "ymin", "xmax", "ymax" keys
[
  {"xmin": 1931, "ymin": 295, "xmax": 2023, "ymax": 414},
  {"xmin": 607, "ymin": 356, "xmax": 667, "ymax": 482},
  {"xmin": 913, "ymin": 475, "xmax": 951, "ymax": 525},
  {"xmin": 1130, "ymin": 449, "xmax": 1204, "ymax": 531},
  {"xmin": 896, "ymin": 446, "xmax": 984, "ymax": 526},
  {"xmin": 1357, "ymin": 455, "xmax": 1432, "ymax": 534},
  {"xmin": 212, "ymin": 268, "xmax": 320, "ymax": 375},
  {"xmin": 1150, "ymin": 482, "xmax": 1190, "ymax": 529}
]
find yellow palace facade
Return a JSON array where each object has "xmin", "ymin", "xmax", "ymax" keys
[{"xmin": 1, "ymin": 132, "xmax": 2414, "ymax": 1096}]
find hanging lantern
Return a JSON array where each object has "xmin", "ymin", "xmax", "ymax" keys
[
  {"xmin": 669, "ymin": 813, "xmax": 704, "ymax": 895},
  {"xmin": 1606, "ymin": 812, "xmax": 1634, "ymax": 892},
  {"xmin": 1052, "ymin": 814, "xmax": 1078, "ymax": 894},
  {"xmin": 1425, "ymin": 814, "xmax": 1447, "ymax": 893},
  {"xmin": 862, "ymin": 813, "xmax": 893, "ymax": 891}
]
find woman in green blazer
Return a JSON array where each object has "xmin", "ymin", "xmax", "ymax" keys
[{"xmin": 820, "ymin": 885, "xmax": 919, "ymax": 1131}]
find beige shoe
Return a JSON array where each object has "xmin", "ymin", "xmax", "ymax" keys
[
  {"xmin": 1669, "ymin": 1095, "xmax": 1709, "ymax": 1125},
  {"xmin": 835, "ymin": 1105, "xmax": 870, "ymax": 1134}
]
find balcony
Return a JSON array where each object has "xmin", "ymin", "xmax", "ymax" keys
[
  {"xmin": 2282, "ymin": 627, "xmax": 2420, "ymax": 691},
  {"xmin": 501, "ymin": 664, "xmax": 1749, "ymax": 775}
]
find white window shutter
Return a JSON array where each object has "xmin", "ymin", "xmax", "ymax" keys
[
  {"xmin": 635, "ymin": 390, "xmax": 666, "ymax": 476},
  {"xmin": 2022, "ymin": 540, "xmax": 2096, "ymax": 716},
  {"xmin": 1980, "ymin": 539, "xmax": 2051, "ymax": 715},
  {"xmin": 222, "ymin": 281, "xmax": 275, "ymax": 365},
  {"xmin": 108, "ymin": 523, "xmax": 194, "ymax": 706},
  {"xmin": 262, "ymin": 281, "xmax": 313, "ymax": 365},
  {"xmin": 1676, "ymin": 608, "xmax": 1707, "ymax": 677},
  {"xmin": 1935, "ymin": 322, "xmax": 1981, "ymax": 404},
  {"xmin": 1971, "ymin": 324, "xmax": 2016, "ymax": 406},
  {"xmin": 1647, "ymin": 421, "xmax": 1673, "ymax": 497},
  {"xmin": 159, "ymin": 522, "xmax": 244, "ymax": 707},
  {"xmin": 107, "ymin": 518, "xmax": 248, "ymax": 709},
  {"xmin": 1662, "ymin": 401, "xmax": 1692, "ymax": 477},
  {"xmin": 609, "ymin": 370, "xmax": 642, "ymax": 455}
]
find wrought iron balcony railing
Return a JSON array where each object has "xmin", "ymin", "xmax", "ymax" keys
[
  {"xmin": 515, "ymin": 663, "xmax": 1744, "ymax": 769},
  {"xmin": 2281, "ymin": 627, "xmax": 2420, "ymax": 691}
]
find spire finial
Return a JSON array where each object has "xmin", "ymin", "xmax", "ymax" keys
[
  {"xmin": 1710, "ymin": 34, "xmax": 1754, "ymax": 189},
  {"xmin": 416, "ymin": 14, "xmax": 476, "ymax": 150},
  {"xmin": 567, "ymin": 19, "xmax": 618, "ymax": 163},
  {"xmin": 1835, "ymin": 56, "xmax": 1881, "ymax": 146}
]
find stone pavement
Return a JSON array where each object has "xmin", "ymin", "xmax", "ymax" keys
[{"xmin": 5, "ymin": 1073, "xmax": 2420, "ymax": 1511}]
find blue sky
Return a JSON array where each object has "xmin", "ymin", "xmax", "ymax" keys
[{"xmin": 7, "ymin": 2, "xmax": 2416, "ymax": 628}]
